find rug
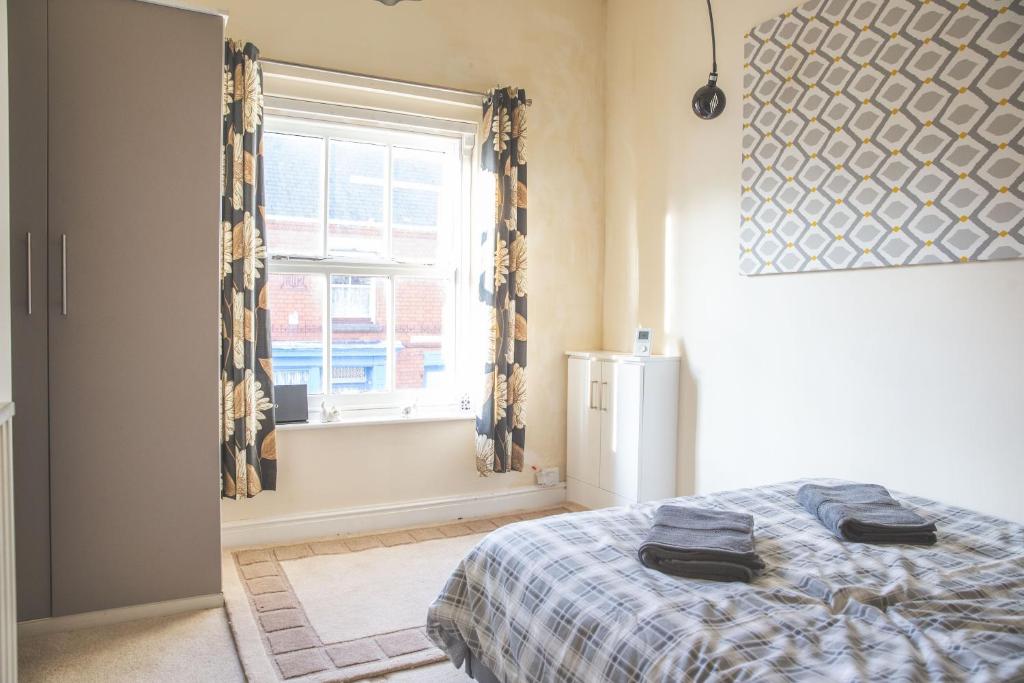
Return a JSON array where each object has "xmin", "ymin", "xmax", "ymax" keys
[{"xmin": 224, "ymin": 505, "xmax": 581, "ymax": 682}]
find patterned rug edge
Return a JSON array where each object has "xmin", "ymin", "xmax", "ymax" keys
[
  {"xmin": 226, "ymin": 504, "xmax": 583, "ymax": 682},
  {"xmin": 222, "ymin": 551, "xmax": 286, "ymax": 683},
  {"xmin": 326, "ymin": 648, "xmax": 449, "ymax": 683}
]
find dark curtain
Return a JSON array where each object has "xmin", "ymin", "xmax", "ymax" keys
[
  {"xmin": 476, "ymin": 87, "xmax": 528, "ymax": 475},
  {"xmin": 220, "ymin": 40, "xmax": 277, "ymax": 498}
]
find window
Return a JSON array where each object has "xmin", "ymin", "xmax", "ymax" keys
[
  {"xmin": 264, "ymin": 114, "xmax": 473, "ymax": 410},
  {"xmin": 331, "ymin": 277, "xmax": 375, "ymax": 322}
]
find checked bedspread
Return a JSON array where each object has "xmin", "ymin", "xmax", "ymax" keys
[{"xmin": 427, "ymin": 480, "xmax": 1024, "ymax": 682}]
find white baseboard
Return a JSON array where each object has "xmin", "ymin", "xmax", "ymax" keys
[
  {"xmin": 222, "ymin": 483, "xmax": 567, "ymax": 548},
  {"xmin": 17, "ymin": 593, "xmax": 223, "ymax": 638}
]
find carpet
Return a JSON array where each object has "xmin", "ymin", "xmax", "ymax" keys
[
  {"xmin": 18, "ymin": 608, "xmax": 245, "ymax": 682},
  {"xmin": 285, "ymin": 533, "xmax": 486, "ymax": 645},
  {"xmin": 224, "ymin": 505, "xmax": 580, "ymax": 682}
]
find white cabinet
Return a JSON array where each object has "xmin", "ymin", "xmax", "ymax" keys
[
  {"xmin": 566, "ymin": 357, "xmax": 601, "ymax": 488},
  {"xmin": 566, "ymin": 351, "xmax": 680, "ymax": 508}
]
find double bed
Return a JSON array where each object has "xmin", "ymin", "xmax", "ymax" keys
[{"xmin": 426, "ymin": 480, "xmax": 1024, "ymax": 681}]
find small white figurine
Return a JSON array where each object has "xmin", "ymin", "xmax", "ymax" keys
[{"xmin": 320, "ymin": 399, "xmax": 341, "ymax": 423}]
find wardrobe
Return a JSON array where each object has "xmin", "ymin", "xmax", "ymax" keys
[
  {"xmin": 9, "ymin": 0, "xmax": 223, "ymax": 620},
  {"xmin": 565, "ymin": 351, "xmax": 680, "ymax": 509}
]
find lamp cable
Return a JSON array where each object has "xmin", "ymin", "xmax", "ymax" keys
[{"xmin": 706, "ymin": 0, "xmax": 718, "ymax": 75}]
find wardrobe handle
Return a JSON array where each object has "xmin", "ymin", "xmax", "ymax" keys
[
  {"xmin": 589, "ymin": 380, "xmax": 598, "ymax": 410},
  {"xmin": 26, "ymin": 232, "xmax": 32, "ymax": 315},
  {"xmin": 61, "ymin": 234, "xmax": 68, "ymax": 316},
  {"xmin": 601, "ymin": 381, "xmax": 609, "ymax": 412}
]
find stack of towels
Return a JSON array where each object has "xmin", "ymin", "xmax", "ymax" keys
[
  {"xmin": 637, "ymin": 505, "xmax": 765, "ymax": 582},
  {"xmin": 638, "ymin": 482, "xmax": 938, "ymax": 583},
  {"xmin": 796, "ymin": 482, "xmax": 937, "ymax": 545}
]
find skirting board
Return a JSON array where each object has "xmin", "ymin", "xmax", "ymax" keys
[
  {"xmin": 221, "ymin": 483, "xmax": 567, "ymax": 548},
  {"xmin": 17, "ymin": 593, "xmax": 223, "ymax": 638}
]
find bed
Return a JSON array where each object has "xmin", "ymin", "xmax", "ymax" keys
[{"xmin": 426, "ymin": 480, "xmax": 1024, "ymax": 682}]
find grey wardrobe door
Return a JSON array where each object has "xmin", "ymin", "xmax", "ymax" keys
[
  {"xmin": 47, "ymin": 0, "xmax": 223, "ymax": 616},
  {"xmin": 8, "ymin": 0, "xmax": 51, "ymax": 621}
]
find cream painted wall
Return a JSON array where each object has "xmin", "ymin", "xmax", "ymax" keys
[
  {"xmin": 224, "ymin": 420, "xmax": 538, "ymax": 521},
  {"xmin": 604, "ymin": 0, "xmax": 1023, "ymax": 522},
  {"xmin": 209, "ymin": 0, "xmax": 1020, "ymax": 525},
  {"xmin": 202, "ymin": 0, "xmax": 607, "ymax": 522}
]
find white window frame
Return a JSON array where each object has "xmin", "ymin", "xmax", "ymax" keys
[
  {"xmin": 330, "ymin": 278, "xmax": 376, "ymax": 322},
  {"xmin": 263, "ymin": 107, "xmax": 477, "ymax": 414}
]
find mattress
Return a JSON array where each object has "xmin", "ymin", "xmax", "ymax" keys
[{"xmin": 426, "ymin": 480, "xmax": 1024, "ymax": 682}]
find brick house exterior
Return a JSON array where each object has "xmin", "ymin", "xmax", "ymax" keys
[
  {"xmin": 263, "ymin": 131, "xmax": 451, "ymax": 396},
  {"xmin": 266, "ymin": 222, "xmax": 446, "ymax": 395}
]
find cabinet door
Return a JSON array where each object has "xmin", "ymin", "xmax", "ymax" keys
[
  {"xmin": 47, "ymin": 0, "xmax": 223, "ymax": 616},
  {"xmin": 566, "ymin": 357, "xmax": 601, "ymax": 487},
  {"xmin": 599, "ymin": 361, "xmax": 642, "ymax": 501},
  {"xmin": 8, "ymin": 0, "xmax": 52, "ymax": 621}
]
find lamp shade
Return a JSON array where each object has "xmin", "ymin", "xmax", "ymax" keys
[
  {"xmin": 693, "ymin": 0, "xmax": 725, "ymax": 121},
  {"xmin": 692, "ymin": 76, "xmax": 726, "ymax": 120}
]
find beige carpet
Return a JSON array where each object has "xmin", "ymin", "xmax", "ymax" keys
[
  {"xmin": 226, "ymin": 505, "xmax": 580, "ymax": 682},
  {"xmin": 285, "ymin": 533, "xmax": 487, "ymax": 644},
  {"xmin": 17, "ymin": 606, "xmax": 470, "ymax": 683},
  {"xmin": 18, "ymin": 607, "xmax": 245, "ymax": 682},
  {"xmin": 376, "ymin": 661, "xmax": 471, "ymax": 682},
  {"xmin": 17, "ymin": 507, "xmax": 582, "ymax": 682}
]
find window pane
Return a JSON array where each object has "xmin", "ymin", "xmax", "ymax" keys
[
  {"xmin": 392, "ymin": 148, "xmax": 445, "ymax": 262},
  {"xmin": 393, "ymin": 147, "xmax": 443, "ymax": 184},
  {"xmin": 328, "ymin": 140, "xmax": 386, "ymax": 257},
  {"xmin": 264, "ymin": 133, "xmax": 324, "ymax": 257},
  {"xmin": 268, "ymin": 273, "xmax": 325, "ymax": 394},
  {"xmin": 330, "ymin": 275, "xmax": 390, "ymax": 394},
  {"xmin": 395, "ymin": 277, "xmax": 450, "ymax": 390}
]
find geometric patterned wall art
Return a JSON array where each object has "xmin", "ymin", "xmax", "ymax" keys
[{"xmin": 739, "ymin": 0, "xmax": 1023, "ymax": 275}]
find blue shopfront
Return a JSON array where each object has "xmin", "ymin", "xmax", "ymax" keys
[{"xmin": 271, "ymin": 341, "xmax": 444, "ymax": 394}]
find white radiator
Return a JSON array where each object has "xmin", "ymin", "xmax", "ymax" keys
[{"xmin": 0, "ymin": 403, "xmax": 16, "ymax": 683}]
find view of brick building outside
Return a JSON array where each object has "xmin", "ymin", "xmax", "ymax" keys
[{"xmin": 263, "ymin": 133, "xmax": 452, "ymax": 396}]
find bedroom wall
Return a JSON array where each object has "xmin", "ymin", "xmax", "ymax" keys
[
  {"xmin": 604, "ymin": 0, "xmax": 1023, "ymax": 522},
  {"xmin": 196, "ymin": 0, "xmax": 607, "ymax": 523}
]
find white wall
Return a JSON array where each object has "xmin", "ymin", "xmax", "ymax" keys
[
  {"xmin": 204, "ymin": 0, "xmax": 1022, "ymax": 525},
  {"xmin": 197, "ymin": 0, "xmax": 607, "ymax": 523},
  {"xmin": 0, "ymin": 0, "xmax": 10, "ymax": 402},
  {"xmin": 223, "ymin": 420, "xmax": 548, "ymax": 522},
  {"xmin": 604, "ymin": 0, "xmax": 1023, "ymax": 522}
]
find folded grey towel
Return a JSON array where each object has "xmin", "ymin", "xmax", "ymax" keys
[
  {"xmin": 638, "ymin": 505, "xmax": 765, "ymax": 582},
  {"xmin": 796, "ymin": 483, "xmax": 937, "ymax": 545}
]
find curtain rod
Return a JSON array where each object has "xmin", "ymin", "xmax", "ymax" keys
[{"xmin": 260, "ymin": 58, "xmax": 532, "ymax": 106}]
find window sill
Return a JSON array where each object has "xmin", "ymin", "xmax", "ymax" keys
[{"xmin": 276, "ymin": 407, "xmax": 476, "ymax": 431}]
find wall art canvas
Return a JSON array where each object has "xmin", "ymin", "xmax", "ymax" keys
[{"xmin": 739, "ymin": 0, "xmax": 1023, "ymax": 275}]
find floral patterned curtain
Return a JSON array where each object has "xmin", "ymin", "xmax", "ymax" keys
[
  {"xmin": 476, "ymin": 87, "xmax": 528, "ymax": 475},
  {"xmin": 220, "ymin": 41, "xmax": 277, "ymax": 498}
]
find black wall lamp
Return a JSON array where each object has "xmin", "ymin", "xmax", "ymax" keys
[{"xmin": 692, "ymin": 0, "xmax": 726, "ymax": 120}]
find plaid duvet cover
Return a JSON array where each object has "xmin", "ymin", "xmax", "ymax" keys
[{"xmin": 426, "ymin": 480, "xmax": 1024, "ymax": 682}]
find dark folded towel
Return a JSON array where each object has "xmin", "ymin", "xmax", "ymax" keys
[
  {"xmin": 638, "ymin": 505, "xmax": 765, "ymax": 582},
  {"xmin": 796, "ymin": 483, "xmax": 937, "ymax": 545}
]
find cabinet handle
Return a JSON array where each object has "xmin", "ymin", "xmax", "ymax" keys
[
  {"xmin": 601, "ymin": 381, "xmax": 609, "ymax": 412},
  {"xmin": 589, "ymin": 380, "xmax": 598, "ymax": 410},
  {"xmin": 61, "ymin": 234, "xmax": 68, "ymax": 316},
  {"xmin": 26, "ymin": 232, "xmax": 32, "ymax": 315}
]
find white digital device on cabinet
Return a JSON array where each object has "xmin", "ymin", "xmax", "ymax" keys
[{"xmin": 633, "ymin": 327, "xmax": 653, "ymax": 356}]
